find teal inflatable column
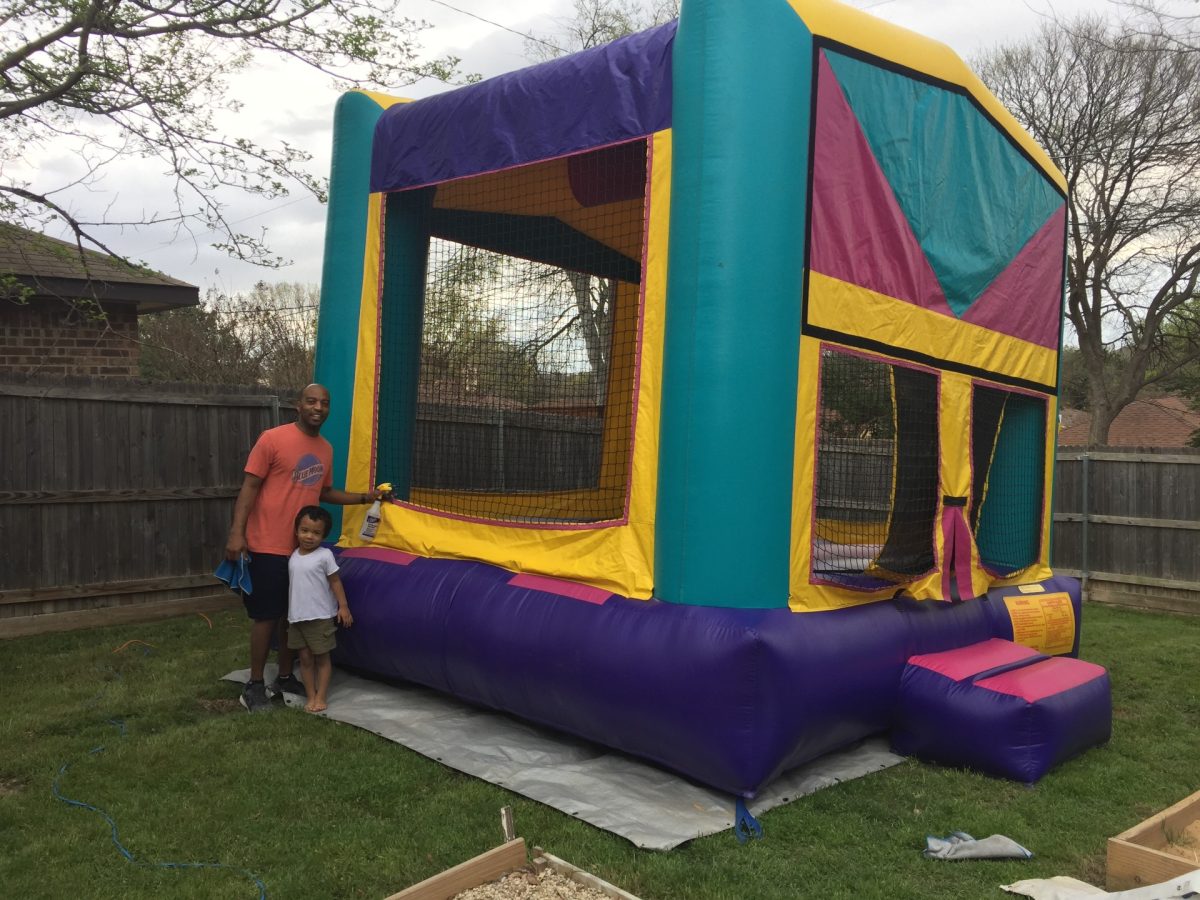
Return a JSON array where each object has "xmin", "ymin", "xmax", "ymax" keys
[
  {"xmin": 656, "ymin": 0, "xmax": 813, "ymax": 607},
  {"xmin": 377, "ymin": 188, "xmax": 433, "ymax": 500},
  {"xmin": 315, "ymin": 91, "xmax": 389, "ymax": 536}
]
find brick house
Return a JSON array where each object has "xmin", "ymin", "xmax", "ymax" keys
[
  {"xmin": 1059, "ymin": 395, "xmax": 1200, "ymax": 448},
  {"xmin": 0, "ymin": 223, "xmax": 198, "ymax": 377}
]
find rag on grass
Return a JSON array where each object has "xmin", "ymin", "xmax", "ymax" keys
[{"xmin": 924, "ymin": 831, "xmax": 1032, "ymax": 860}]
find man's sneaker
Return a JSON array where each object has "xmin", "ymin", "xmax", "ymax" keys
[
  {"xmin": 239, "ymin": 680, "xmax": 272, "ymax": 713},
  {"xmin": 272, "ymin": 673, "xmax": 305, "ymax": 697}
]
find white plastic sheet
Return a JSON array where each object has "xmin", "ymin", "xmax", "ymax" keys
[
  {"xmin": 225, "ymin": 665, "xmax": 902, "ymax": 849},
  {"xmin": 1003, "ymin": 869, "xmax": 1200, "ymax": 900}
]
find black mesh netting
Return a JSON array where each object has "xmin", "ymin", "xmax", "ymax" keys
[
  {"xmin": 377, "ymin": 141, "xmax": 647, "ymax": 523},
  {"xmin": 813, "ymin": 348, "xmax": 939, "ymax": 588}
]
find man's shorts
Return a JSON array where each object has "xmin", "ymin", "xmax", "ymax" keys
[
  {"xmin": 243, "ymin": 552, "xmax": 289, "ymax": 621},
  {"xmin": 287, "ymin": 618, "xmax": 338, "ymax": 655}
]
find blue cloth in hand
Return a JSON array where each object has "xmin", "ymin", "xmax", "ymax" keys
[{"xmin": 214, "ymin": 555, "xmax": 253, "ymax": 596}]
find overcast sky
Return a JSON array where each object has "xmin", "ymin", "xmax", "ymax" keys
[{"xmin": 32, "ymin": 0, "xmax": 1140, "ymax": 297}]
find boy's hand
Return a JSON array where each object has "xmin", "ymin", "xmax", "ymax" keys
[{"xmin": 337, "ymin": 606, "xmax": 354, "ymax": 628}]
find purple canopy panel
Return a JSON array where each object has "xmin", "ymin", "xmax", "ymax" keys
[{"xmin": 370, "ymin": 22, "xmax": 675, "ymax": 193}]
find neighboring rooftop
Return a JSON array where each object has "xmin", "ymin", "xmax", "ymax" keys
[
  {"xmin": 0, "ymin": 222, "xmax": 198, "ymax": 313},
  {"xmin": 1059, "ymin": 395, "xmax": 1200, "ymax": 448}
]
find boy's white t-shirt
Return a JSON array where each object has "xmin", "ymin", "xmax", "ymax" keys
[{"xmin": 287, "ymin": 546, "xmax": 340, "ymax": 623}]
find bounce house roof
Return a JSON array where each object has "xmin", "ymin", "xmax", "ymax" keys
[
  {"xmin": 370, "ymin": 22, "xmax": 675, "ymax": 193},
  {"xmin": 367, "ymin": 3, "xmax": 1064, "ymax": 198}
]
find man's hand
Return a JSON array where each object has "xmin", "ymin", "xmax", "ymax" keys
[
  {"xmin": 336, "ymin": 606, "xmax": 354, "ymax": 628},
  {"xmin": 225, "ymin": 533, "xmax": 248, "ymax": 561}
]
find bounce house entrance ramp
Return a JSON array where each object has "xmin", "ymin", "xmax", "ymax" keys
[{"xmin": 892, "ymin": 638, "xmax": 1111, "ymax": 783}]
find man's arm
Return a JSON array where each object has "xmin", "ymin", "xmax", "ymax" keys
[
  {"xmin": 225, "ymin": 473, "xmax": 264, "ymax": 560},
  {"xmin": 319, "ymin": 486, "xmax": 380, "ymax": 505}
]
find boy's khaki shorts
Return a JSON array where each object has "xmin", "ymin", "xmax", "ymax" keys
[{"xmin": 287, "ymin": 618, "xmax": 337, "ymax": 654}]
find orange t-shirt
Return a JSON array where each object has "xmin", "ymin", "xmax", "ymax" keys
[{"xmin": 243, "ymin": 424, "xmax": 334, "ymax": 555}]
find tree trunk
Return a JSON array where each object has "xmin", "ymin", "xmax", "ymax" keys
[
  {"xmin": 567, "ymin": 272, "xmax": 611, "ymax": 404},
  {"xmin": 1087, "ymin": 400, "xmax": 1115, "ymax": 447}
]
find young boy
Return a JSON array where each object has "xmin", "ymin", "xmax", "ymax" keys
[{"xmin": 287, "ymin": 506, "xmax": 353, "ymax": 713}]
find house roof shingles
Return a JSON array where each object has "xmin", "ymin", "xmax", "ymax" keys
[
  {"xmin": 0, "ymin": 223, "xmax": 198, "ymax": 313},
  {"xmin": 1059, "ymin": 395, "xmax": 1200, "ymax": 448}
]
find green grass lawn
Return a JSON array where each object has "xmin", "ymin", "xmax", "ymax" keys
[{"xmin": 1, "ymin": 602, "xmax": 1197, "ymax": 900}]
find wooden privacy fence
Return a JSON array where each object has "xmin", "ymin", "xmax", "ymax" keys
[
  {"xmin": 1052, "ymin": 448, "xmax": 1200, "ymax": 616},
  {"xmin": 0, "ymin": 377, "xmax": 290, "ymax": 637},
  {"xmin": 815, "ymin": 438, "xmax": 893, "ymax": 523},
  {"xmin": 412, "ymin": 403, "xmax": 603, "ymax": 492},
  {"xmin": 4, "ymin": 377, "xmax": 1198, "ymax": 637}
]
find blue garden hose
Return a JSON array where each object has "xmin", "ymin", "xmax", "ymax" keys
[{"xmin": 52, "ymin": 658, "xmax": 268, "ymax": 898}]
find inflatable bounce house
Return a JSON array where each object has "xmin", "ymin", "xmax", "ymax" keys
[{"xmin": 312, "ymin": 0, "xmax": 1112, "ymax": 795}]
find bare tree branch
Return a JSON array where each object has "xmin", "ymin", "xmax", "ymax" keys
[
  {"xmin": 977, "ymin": 14, "xmax": 1200, "ymax": 444},
  {"xmin": 1, "ymin": 0, "xmax": 461, "ymax": 293}
]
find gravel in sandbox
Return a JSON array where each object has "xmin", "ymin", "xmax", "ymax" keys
[{"xmin": 452, "ymin": 867, "xmax": 614, "ymax": 900}]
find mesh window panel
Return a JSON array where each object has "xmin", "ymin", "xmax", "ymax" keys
[
  {"xmin": 377, "ymin": 141, "xmax": 647, "ymax": 524},
  {"xmin": 813, "ymin": 349, "xmax": 939, "ymax": 589},
  {"xmin": 971, "ymin": 386, "xmax": 1047, "ymax": 576}
]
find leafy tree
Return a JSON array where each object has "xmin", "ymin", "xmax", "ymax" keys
[
  {"xmin": 138, "ymin": 303, "xmax": 253, "ymax": 383},
  {"xmin": 818, "ymin": 352, "xmax": 895, "ymax": 441},
  {"xmin": 139, "ymin": 280, "xmax": 317, "ymax": 386},
  {"xmin": 422, "ymin": 243, "xmax": 504, "ymax": 385},
  {"xmin": 1, "ymin": 0, "xmax": 458, "ymax": 275},
  {"xmin": 976, "ymin": 16, "xmax": 1200, "ymax": 445},
  {"xmin": 421, "ymin": 243, "xmax": 548, "ymax": 406},
  {"xmin": 1157, "ymin": 295, "xmax": 1200, "ymax": 444},
  {"xmin": 498, "ymin": 262, "xmax": 616, "ymax": 405}
]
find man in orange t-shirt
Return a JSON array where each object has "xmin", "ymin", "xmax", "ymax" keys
[{"xmin": 225, "ymin": 384, "xmax": 378, "ymax": 712}]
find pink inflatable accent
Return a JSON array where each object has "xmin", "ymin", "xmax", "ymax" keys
[
  {"xmin": 810, "ymin": 52, "xmax": 953, "ymax": 316},
  {"xmin": 976, "ymin": 656, "xmax": 1109, "ymax": 703},
  {"xmin": 340, "ymin": 546, "xmax": 419, "ymax": 565},
  {"xmin": 963, "ymin": 206, "xmax": 1067, "ymax": 348},
  {"xmin": 508, "ymin": 573, "xmax": 614, "ymax": 604},
  {"xmin": 908, "ymin": 637, "xmax": 1039, "ymax": 680},
  {"xmin": 939, "ymin": 506, "xmax": 976, "ymax": 601}
]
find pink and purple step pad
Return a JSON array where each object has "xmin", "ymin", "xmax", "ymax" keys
[{"xmin": 891, "ymin": 638, "xmax": 1111, "ymax": 783}]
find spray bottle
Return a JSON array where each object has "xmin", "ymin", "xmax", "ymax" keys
[{"xmin": 359, "ymin": 482, "xmax": 393, "ymax": 542}]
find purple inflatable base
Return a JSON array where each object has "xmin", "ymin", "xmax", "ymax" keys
[
  {"xmin": 331, "ymin": 551, "xmax": 1083, "ymax": 797},
  {"xmin": 892, "ymin": 659, "xmax": 1112, "ymax": 783}
]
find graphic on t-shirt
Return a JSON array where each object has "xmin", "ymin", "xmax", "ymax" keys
[{"xmin": 292, "ymin": 453, "xmax": 326, "ymax": 486}]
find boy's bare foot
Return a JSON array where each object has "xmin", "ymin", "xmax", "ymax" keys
[{"xmin": 306, "ymin": 700, "xmax": 327, "ymax": 713}]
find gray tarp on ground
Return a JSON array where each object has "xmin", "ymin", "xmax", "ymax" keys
[{"xmin": 226, "ymin": 666, "xmax": 903, "ymax": 850}]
